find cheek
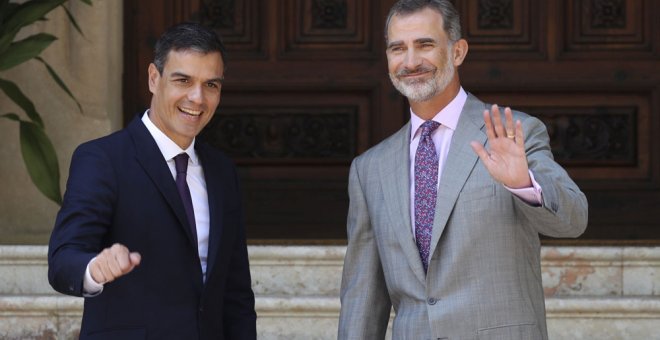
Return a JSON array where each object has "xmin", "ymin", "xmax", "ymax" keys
[
  {"xmin": 164, "ymin": 87, "xmax": 183, "ymax": 104},
  {"xmin": 388, "ymin": 64, "xmax": 397, "ymax": 74},
  {"xmin": 207, "ymin": 92, "xmax": 221, "ymax": 107},
  {"xmin": 386, "ymin": 55, "xmax": 399, "ymax": 73}
]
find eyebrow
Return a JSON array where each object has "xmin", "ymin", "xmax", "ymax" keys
[
  {"xmin": 207, "ymin": 77, "xmax": 225, "ymax": 84},
  {"xmin": 170, "ymin": 72, "xmax": 225, "ymax": 84},
  {"xmin": 170, "ymin": 71, "xmax": 190, "ymax": 78},
  {"xmin": 414, "ymin": 38, "xmax": 437, "ymax": 44},
  {"xmin": 387, "ymin": 37, "xmax": 438, "ymax": 49}
]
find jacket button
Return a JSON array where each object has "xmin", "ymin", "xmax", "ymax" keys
[{"xmin": 427, "ymin": 297, "xmax": 437, "ymax": 305}]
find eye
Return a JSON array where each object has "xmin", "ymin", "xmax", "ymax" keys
[
  {"xmin": 174, "ymin": 78, "xmax": 189, "ymax": 84},
  {"xmin": 206, "ymin": 82, "xmax": 221, "ymax": 89}
]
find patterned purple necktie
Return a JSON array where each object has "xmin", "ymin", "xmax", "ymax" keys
[
  {"xmin": 174, "ymin": 153, "xmax": 197, "ymax": 244},
  {"xmin": 415, "ymin": 120, "xmax": 440, "ymax": 273}
]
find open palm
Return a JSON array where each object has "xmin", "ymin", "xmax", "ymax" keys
[{"xmin": 470, "ymin": 104, "xmax": 531, "ymax": 189}]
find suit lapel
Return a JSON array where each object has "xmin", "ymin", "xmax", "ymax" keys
[
  {"xmin": 428, "ymin": 94, "xmax": 488, "ymax": 261},
  {"xmin": 196, "ymin": 143, "xmax": 224, "ymax": 280},
  {"xmin": 127, "ymin": 118, "xmax": 198, "ymax": 247},
  {"xmin": 380, "ymin": 123, "xmax": 426, "ymax": 284}
]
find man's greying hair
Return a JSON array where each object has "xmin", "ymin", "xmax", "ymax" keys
[
  {"xmin": 153, "ymin": 22, "xmax": 227, "ymax": 74},
  {"xmin": 385, "ymin": 0, "xmax": 462, "ymax": 43}
]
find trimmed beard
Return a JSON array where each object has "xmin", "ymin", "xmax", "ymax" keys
[{"xmin": 389, "ymin": 47, "xmax": 455, "ymax": 103}]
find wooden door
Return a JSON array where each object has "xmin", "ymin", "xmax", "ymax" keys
[{"xmin": 124, "ymin": 0, "xmax": 660, "ymax": 243}]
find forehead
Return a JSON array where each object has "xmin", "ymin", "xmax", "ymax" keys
[
  {"xmin": 162, "ymin": 49, "xmax": 224, "ymax": 77},
  {"xmin": 387, "ymin": 7, "xmax": 447, "ymax": 43}
]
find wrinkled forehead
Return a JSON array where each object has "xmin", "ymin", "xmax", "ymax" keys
[{"xmin": 386, "ymin": 8, "xmax": 446, "ymax": 44}]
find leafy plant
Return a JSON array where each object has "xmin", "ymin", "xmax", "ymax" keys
[{"xmin": 0, "ymin": 0, "xmax": 92, "ymax": 205}]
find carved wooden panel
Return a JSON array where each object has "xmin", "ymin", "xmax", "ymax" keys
[
  {"xmin": 538, "ymin": 107, "xmax": 637, "ymax": 166},
  {"xmin": 199, "ymin": 0, "xmax": 266, "ymax": 58},
  {"xmin": 169, "ymin": 0, "xmax": 267, "ymax": 59},
  {"xmin": 456, "ymin": 0, "xmax": 545, "ymax": 59},
  {"xmin": 280, "ymin": 0, "xmax": 378, "ymax": 59},
  {"xmin": 561, "ymin": 0, "xmax": 658, "ymax": 58},
  {"xmin": 477, "ymin": 92, "xmax": 651, "ymax": 182},
  {"xmin": 196, "ymin": 86, "xmax": 380, "ymax": 240},
  {"xmin": 200, "ymin": 107, "xmax": 358, "ymax": 163}
]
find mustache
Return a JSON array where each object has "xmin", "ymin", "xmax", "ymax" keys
[{"xmin": 395, "ymin": 66, "xmax": 435, "ymax": 77}]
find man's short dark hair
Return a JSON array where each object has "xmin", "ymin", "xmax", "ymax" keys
[
  {"xmin": 385, "ymin": 0, "xmax": 462, "ymax": 44},
  {"xmin": 153, "ymin": 22, "xmax": 227, "ymax": 74}
]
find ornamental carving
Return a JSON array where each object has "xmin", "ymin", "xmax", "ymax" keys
[
  {"xmin": 200, "ymin": 0, "xmax": 234, "ymax": 29},
  {"xmin": 537, "ymin": 109, "xmax": 635, "ymax": 164},
  {"xmin": 312, "ymin": 0, "xmax": 348, "ymax": 29},
  {"xmin": 478, "ymin": 0, "xmax": 514, "ymax": 29},
  {"xmin": 200, "ymin": 109, "xmax": 357, "ymax": 161},
  {"xmin": 590, "ymin": 0, "xmax": 626, "ymax": 29}
]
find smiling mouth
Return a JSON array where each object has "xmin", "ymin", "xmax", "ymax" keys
[
  {"xmin": 397, "ymin": 66, "xmax": 435, "ymax": 78},
  {"xmin": 401, "ymin": 69, "xmax": 432, "ymax": 78},
  {"xmin": 179, "ymin": 107, "xmax": 202, "ymax": 116}
]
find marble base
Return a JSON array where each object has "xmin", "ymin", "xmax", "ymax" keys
[{"xmin": 1, "ymin": 245, "xmax": 659, "ymax": 339}]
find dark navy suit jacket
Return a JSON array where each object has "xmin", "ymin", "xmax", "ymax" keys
[{"xmin": 48, "ymin": 117, "xmax": 257, "ymax": 339}]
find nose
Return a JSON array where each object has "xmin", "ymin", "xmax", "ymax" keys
[
  {"xmin": 187, "ymin": 84, "xmax": 204, "ymax": 104},
  {"xmin": 403, "ymin": 49, "xmax": 422, "ymax": 70}
]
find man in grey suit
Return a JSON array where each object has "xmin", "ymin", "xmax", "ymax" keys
[{"xmin": 338, "ymin": 1, "xmax": 588, "ymax": 339}]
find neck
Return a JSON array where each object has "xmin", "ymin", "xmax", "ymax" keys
[{"xmin": 409, "ymin": 79, "xmax": 461, "ymax": 120}]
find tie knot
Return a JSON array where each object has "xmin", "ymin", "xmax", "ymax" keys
[
  {"xmin": 420, "ymin": 120, "xmax": 440, "ymax": 138},
  {"xmin": 174, "ymin": 153, "xmax": 189, "ymax": 174}
]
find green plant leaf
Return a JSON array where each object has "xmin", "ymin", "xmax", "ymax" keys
[
  {"xmin": 2, "ymin": 0, "xmax": 66, "ymax": 34},
  {"xmin": 0, "ymin": 2, "xmax": 19, "ymax": 25},
  {"xmin": 79, "ymin": 0, "xmax": 93, "ymax": 6},
  {"xmin": 0, "ymin": 1, "xmax": 15, "ymax": 25},
  {"xmin": 0, "ymin": 26, "xmax": 20, "ymax": 55},
  {"xmin": 0, "ymin": 77, "xmax": 44, "ymax": 127},
  {"xmin": 1, "ymin": 112, "xmax": 21, "ymax": 121},
  {"xmin": 19, "ymin": 120, "xmax": 62, "ymax": 205},
  {"xmin": 0, "ymin": 33, "xmax": 57, "ymax": 71},
  {"xmin": 34, "ymin": 57, "xmax": 82, "ymax": 113},
  {"xmin": 60, "ymin": 4, "xmax": 85, "ymax": 38}
]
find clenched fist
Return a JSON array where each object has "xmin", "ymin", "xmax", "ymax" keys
[{"xmin": 90, "ymin": 243, "xmax": 141, "ymax": 284}]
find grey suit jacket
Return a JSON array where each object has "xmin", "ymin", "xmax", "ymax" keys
[{"xmin": 338, "ymin": 94, "xmax": 588, "ymax": 340}]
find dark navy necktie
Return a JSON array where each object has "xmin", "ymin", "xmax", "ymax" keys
[
  {"xmin": 174, "ymin": 153, "xmax": 197, "ymax": 244},
  {"xmin": 414, "ymin": 120, "xmax": 440, "ymax": 273}
]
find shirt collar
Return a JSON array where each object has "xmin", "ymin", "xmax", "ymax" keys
[
  {"xmin": 410, "ymin": 87, "xmax": 467, "ymax": 141},
  {"xmin": 141, "ymin": 110, "xmax": 199, "ymax": 164}
]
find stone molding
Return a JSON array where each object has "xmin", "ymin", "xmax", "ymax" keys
[{"xmin": 1, "ymin": 245, "xmax": 660, "ymax": 339}]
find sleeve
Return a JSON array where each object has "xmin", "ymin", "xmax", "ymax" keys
[
  {"xmin": 48, "ymin": 142, "xmax": 117, "ymax": 297},
  {"xmin": 338, "ymin": 158, "xmax": 392, "ymax": 340},
  {"xmin": 82, "ymin": 257, "xmax": 104, "ymax": 296},
  {"xmin": 515, "ymin": 115, "xmax": 589, "ymax": 238},
  {"xmin": 222, "ymin": 165, "xmax": 257, "ymax": 339}
]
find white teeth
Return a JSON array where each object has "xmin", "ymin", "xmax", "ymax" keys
[{"xmin": 179, "ymin": 107, "xmax": 202, "ymax": 116}]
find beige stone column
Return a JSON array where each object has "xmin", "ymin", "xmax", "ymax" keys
[{"xmin": 0, "ymin": 1, "xmax": 123, "ymax": 244}]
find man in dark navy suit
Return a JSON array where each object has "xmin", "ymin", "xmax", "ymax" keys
[{"xmin": 48, "ymin": 23, "xmax": 256, "ymax": 339}]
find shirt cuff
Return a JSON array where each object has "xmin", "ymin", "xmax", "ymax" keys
[
  {"xmin": 83, "ymin": 257, "xmax": 104, "ymax": 297},
  {"xmin": 504, "ymin": 170, "xmax": 544, "ymax": 206}
]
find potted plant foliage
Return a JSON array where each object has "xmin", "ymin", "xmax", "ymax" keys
[{"xmin": 0, "ymin": 0, "xmax": 92, "ymax": 205}]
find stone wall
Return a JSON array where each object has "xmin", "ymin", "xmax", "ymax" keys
[
  {"xmin": 1, "ymin": 245, "xmax": 659, "ymax": 339},
  {"xmin": 0, "ymin": 1, "xmax": 123, "ymax": 244}
]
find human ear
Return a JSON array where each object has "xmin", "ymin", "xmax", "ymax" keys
[
  {"xmin": 147, "ymin": 63, "xmax": 160, "ymax": 94},
  {"xmin": 452, "ymin": 39, "xmax": 469, "ymax": 67}
]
